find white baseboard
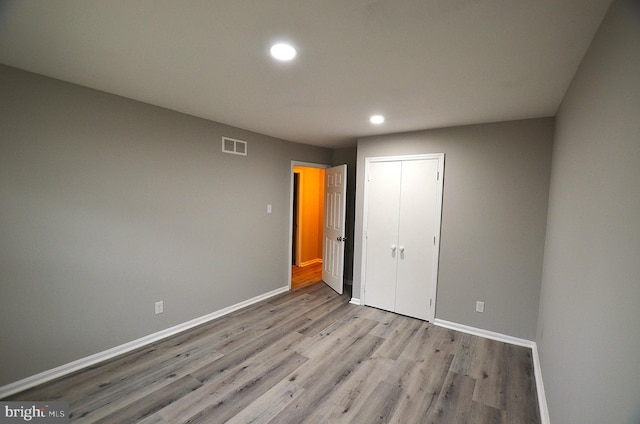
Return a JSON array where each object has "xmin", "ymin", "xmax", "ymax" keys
[
  {"xmin": 531, "ymin": 343, "xmax": 550, "ymax": 424},
  {"xmin": 349, "ymin": 297, "xmax": 361, "ymax": 305},
  {"xmin": 433, "ymin": 319, "xmax": 549, "ymax": 424},
  {"xmin": 298, "ymin": 258, "xmax": 322, "ymax": 267},
  {"xmin": 433, "ymin": 319, "xmax": 534, "ymax": 348},
  {"xmin": 0, "ymin": 286, "xmax": 289, "ymax": 399}
]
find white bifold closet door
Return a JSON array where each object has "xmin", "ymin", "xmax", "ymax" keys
[{"xmin": 364, "ymin": 157, "xmax": 441, "ymax": 321}]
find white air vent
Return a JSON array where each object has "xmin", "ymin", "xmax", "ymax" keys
[{"xmin": 222, "ymin": 137, "xmax": 247, "ymax": 156}]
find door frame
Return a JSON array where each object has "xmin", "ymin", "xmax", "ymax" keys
[
  {"xmin": 288, "ymin": 161, "xmax": 331, "ymax": 290},
  {"xmin": 292, "ymin": 171, "xmax": 300, "ymax": 266},
  {"xmin": 360, "ymin": 153, "xmax": 445, "ymax": 322}
]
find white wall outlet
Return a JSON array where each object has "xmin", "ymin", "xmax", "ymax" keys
[
  {"xmin": 475, "ymin": 301, "xmax": 485, "ymax": 313},
  {"xmin": 155, "ymin": 301, "xmax": 164, "ymax": 315},
  {"xmin": 267, "ymin": 204, "xmax": 273, "ymax": 214}
]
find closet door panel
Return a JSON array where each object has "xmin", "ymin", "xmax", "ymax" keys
[
  {"xmin": 364, "ymin": 161, "xmax": 401, "ymax": 312},
  {"xmin": 395, "ymin": 159, "xmax": 439, "ymax": 320}
]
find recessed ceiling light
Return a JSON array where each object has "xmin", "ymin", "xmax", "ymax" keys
[
  {"xmin": 270, "ymin": 43, "xmax": 297, "ymax": 61},
  {"xmin": 370, "ymin": 115, "xmax": 385, "ymax": 124}
]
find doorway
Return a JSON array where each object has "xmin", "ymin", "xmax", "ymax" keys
[{"xmin": 290, "ymin": 164, "xmax": 326, "ymax": 289}]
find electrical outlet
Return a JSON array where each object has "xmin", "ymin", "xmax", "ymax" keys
[
  {"xmin": 475, "ymin": 301, "xmax": 485, "ymax": 313},
  {"xmin": 155, "ymin": 301, "xmax": 164, "ymax": 315}
]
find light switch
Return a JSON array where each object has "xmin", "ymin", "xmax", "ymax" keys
[{"xmin": 267, "ymin": 204, "xmax": 272, "ymax": 214}]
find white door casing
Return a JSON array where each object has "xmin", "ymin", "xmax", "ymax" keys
[
  {"xmin": 362, "ymin": 154, "xmax": 444, "ymax": 322},
  {"xmin": 322, "ymin": 164, "xmax": 347, "ymax": 294}
]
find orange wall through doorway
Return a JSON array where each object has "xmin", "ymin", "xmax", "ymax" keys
[{"xmin": 293, "ymin": 166, "xmax": 325, "ymax": 266}]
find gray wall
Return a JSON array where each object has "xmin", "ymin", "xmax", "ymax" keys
[
  {"xmin": 0, "ymin": 65, "xmax": 331, "ymax": 386},
  {"xmin": 354, "ymin": 119, "xmax": 553, "ymax": 340},
  {"xmin": 536, "ymin": 0, "xmax": 640, "ymax": 422}
]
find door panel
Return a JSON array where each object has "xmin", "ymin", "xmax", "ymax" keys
[
  {"xmin": 395, "ymin": 159, "xmax": 439, "ymax": 320},
  {"xmin": 363, "ymin": 155, "xmax": 443, "ymax": 322},
  {"xmin": 322, "ymin": 164, "xmax": 347, "ymax": 294},
  {"xmin": 363, "ymin": 161, "xmax": 401, "ymax": 312}
]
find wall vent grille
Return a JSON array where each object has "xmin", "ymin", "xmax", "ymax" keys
[{"xmin": 222, "ymin": 137, "xmax": 247, "ymax": 156}]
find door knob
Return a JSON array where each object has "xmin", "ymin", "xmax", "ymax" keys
[
  {"xmin": 399, "ymin": 246, "xmax": 405, "ymax": 252},
  {"xmin": 391, "ymin": 245, "xmax": 397, "ymax": 251}
]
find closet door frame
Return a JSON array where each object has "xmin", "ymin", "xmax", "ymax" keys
[{"xmin": 360, "ymin": 153, "xmax": 445, "ymax": 322}]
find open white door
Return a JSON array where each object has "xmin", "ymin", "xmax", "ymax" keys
[{"xmin": 322, "ymin": 164, "xmax": 347, "ymax": 294}]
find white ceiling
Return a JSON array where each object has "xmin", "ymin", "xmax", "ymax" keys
[{"xmin": 0, "ymin": 0, "xmax": 612, "ymax": 148}]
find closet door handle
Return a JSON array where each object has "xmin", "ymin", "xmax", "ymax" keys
[
  {"xmin": 399, "ymin": 246, "xmax": 405, "ymax": 253},
  {"xmin": 391, "ymin": 245, "xmax": 397, "ymax": 252}
]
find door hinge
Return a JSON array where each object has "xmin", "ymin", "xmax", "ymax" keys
[
  {"xmin": 433, "ymin": 236, "xmax": 436, "ymax": 245},
  {"xmin": 437, "ymin": 171, "xmax": 440, "ymax": 180},
  {"xmin": 430, "ymin": 298, "xmax": 433, "ymax": 307}
]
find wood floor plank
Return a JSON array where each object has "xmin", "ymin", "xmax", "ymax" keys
[
  {"xmin": 170, "ymin": 353, "xmax": 308, "ymax": 424},
  {"xmin": 69, "ymin": 345, "xmax": 222, "ymax": 422},
  {"xmin": 469, "ymin": 400, "xmax": 506, "ymax": 424},
  {"xmin": 5, "ymin": 282, "xmax": 540, "ymax": 424},
  {"xmin": 191, "ymin": 329, "xmax": 306, "ymax": 390},
  {"xmin": 432, "ymin": 325, "xmax": 464, "ymax": 358},
  {"xmin": 189, "ymin": 310, "xmax": 317, "ymax": 384},
  {"xmin": 373, "ymin": 315, "xmax": 423, "ymax": 360},
  {"xmin": 470, "ymin": 337, "xmax": 507, "ymax": 410},
  {"xmin": 136, "ymin": 413, "xmax": 170, "ymax": 424},
  {"xmin": 395, "ymin": 321, "xmax": 438, "ymax": 362},
  {"xmin": 88, "ymin": 374, "xmax": 203, "ymax": 424},
  {"xmin": 224, "ymin": 379, "xmax": 304, "ymax": 424},
  {"xmin": 424, "ymin": 371, "xmax": 476, "ymax": 424},
  {"xmin": 504, "ymin": 344, "xmax": 540, "ymax": 424},
  {"xmin": 167, "ymin": 335, "xmax": 303, "ymax": 414},
  {"xmin": 387, "ymin": 352, "xmax": 454, "ymax": 424},
  {"xmin": 349, "ymin": 380, "xmax": 404, "ymax": 424},
  {"xmin": 322, "ymin": 356, "xmax": 397, "ymax": 423},
  {"xmin": 291, "ymin": 263, "xmax": 322, "ymax": 289},
  {"xmin": 156, "ymin": 331, "xmax": 308, "ymax": 422},
  {"xmin": 295, "ymin": 309, "xmax": 379, "ymax": 358},
  {"xmin": 295, "ymin": 297, "xmax": 354, "ymax": 336},
  {"xmin": 204, "ymin": 292, "xmax": 332, "ymax": 355},
  {"xmin": 367, "ymin": 311, "xmax": 404, "ymax": 338},
  {"xmin": 7, "ymin": 331, "xmax": 225, "ymax": 403},
  {"xmin": 448, "ymin": 332, "xmax": 478, "ymax": 376},
  {"xmin": 270, "ymin": 334, "xmax": 385, "ymax": 424}
]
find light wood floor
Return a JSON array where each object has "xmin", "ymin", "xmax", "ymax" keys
[
  {"xmin": 291, "ymin": 262, "xmax": 323, "ymax": 289},
  {"xmin": 6, "ymin": 282, "xmax": 540, "ymax": 423}
]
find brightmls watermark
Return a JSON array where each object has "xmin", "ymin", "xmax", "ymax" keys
[{"xmin": 1, "ymin": 402, "xmax": 68, "ymax": 423}]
